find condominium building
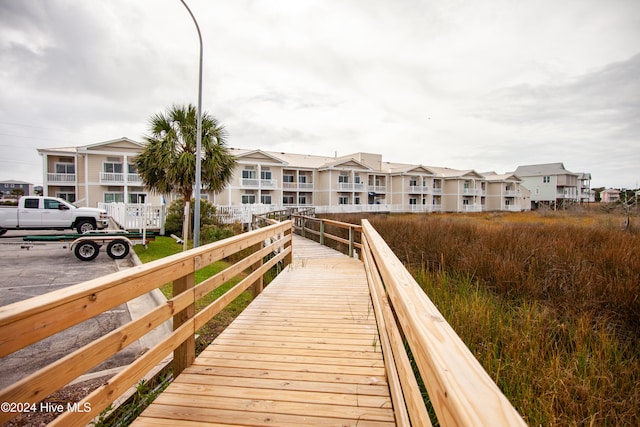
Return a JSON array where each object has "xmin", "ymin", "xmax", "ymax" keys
[
  {"xmin": 38, "ymin": 138, "xmax": 162, "ymax": 207},
  {"xmin": 214, "ymin": 148, "xmax": 530, "ymax": 213},
  {"xmin": 38, "ymin": 138, "xmax": 534, "ymax": 213}
]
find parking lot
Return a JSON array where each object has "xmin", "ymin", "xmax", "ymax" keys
[{"xmin": 0, "ymin": 229, "xmax": 157, "ymax": 389}]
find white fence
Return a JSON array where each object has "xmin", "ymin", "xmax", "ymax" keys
[
  {"xmin": 99, "ymin": 203, "xmax": 166, "ymax": 234},
  {"xmin": 215, "ymin": 203, "xmax": 447, "ymax": 224}
]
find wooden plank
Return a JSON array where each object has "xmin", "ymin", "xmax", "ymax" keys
[
  {"xmin": 173, "ymin": 372, "xmax": 390, "ymax": 396},
  {"xmin": 133, "ymin": 236, "xmax": 395, "ymax": 426}
]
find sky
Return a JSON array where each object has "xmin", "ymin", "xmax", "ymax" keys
[{"xmin": 1, "ymin": 0, "xmax": 638, "ymax": 189}]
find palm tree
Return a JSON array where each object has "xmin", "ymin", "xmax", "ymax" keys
[{"xmin": 136, "ymin": 104, "xmax": 236, "ymax": 245}]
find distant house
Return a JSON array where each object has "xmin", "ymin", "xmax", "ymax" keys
[
  {"xmin": 514, "ymin": 163, "xmax": 591, "ymax": 209},
  {"xmin": 0, "ymin": 180, "xmax": 33, "ymax": 199},
  {"xmin": 601, "ymin": 188, "xmax": 621, "ymax": 203}
]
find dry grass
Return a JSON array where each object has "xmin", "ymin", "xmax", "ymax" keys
[{"xmin": 328, "ymin": 208, "xmax": 640, "ymax": 426}]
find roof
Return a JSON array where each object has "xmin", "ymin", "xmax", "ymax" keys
[
  {"xmin": 0, "ymin": 179, "xmax": 32, "ymax": 185},
  {"xmin": 514, "ymin": 162, "xmax": 575, "ymax": 176}
]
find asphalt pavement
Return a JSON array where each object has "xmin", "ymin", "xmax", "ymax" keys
[{"xmin": 0, "ymin": 229, "xmax": 170, "ymax": 389}]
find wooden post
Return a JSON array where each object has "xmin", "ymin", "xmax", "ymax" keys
[
  {"xmin": 250, "ymin": 241, "xmax": 264, "ymax": 297},
  {"xmin": 319, "ymin": 220, "xmax": 325, "ymax": 246},
  {"xmin": 284, "ymin": 226, "xmax": 293, "ymax": 267},
  {"xmin": 348, "ymin": 226, "xmax": 354, "ymax": 257},
  {"xmin": 173, "ymin": 272, "xmax": 195, "ymax": 376}
]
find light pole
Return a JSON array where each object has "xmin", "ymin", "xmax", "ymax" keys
[{"xmin": 179, "ymin": 0, "xmax": 203, "ymax": 248}]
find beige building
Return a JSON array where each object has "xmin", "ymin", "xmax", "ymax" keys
[
  {"xmin": 38, "ymin": 138, "xmax": 163, "ymax": 207},
  {"xmin": 39, "ymin": 138, "xmax": 531, "ymax": 214},
  {"xmin": 214, "ymin": 148, "xmax": 530, "ymax": 213}
]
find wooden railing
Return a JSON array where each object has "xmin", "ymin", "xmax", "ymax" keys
[
  {"xmin": 254, "ymin": 211, "xmax": 526, "ymax": 425},
  {"xmin": 0, "ymin": 221, "xmax": 292, "ymax": 427},
  {"xmin": 360, "ymin": 219, "xmax": 526, "ymax": 426}
]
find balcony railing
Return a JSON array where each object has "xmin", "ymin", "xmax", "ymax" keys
[
  {"xmin": 100, "ymin": 172, "xmax": 142, "ymax": 185},
  {"xmin": 283, "ymin": 182, "xmax": 315, "ymax": 190},
  {"xmin": 47, "ymin": 173, "xmax": 76, "ymax": 183},
  {"xmin": 241, "ymin": 178, "xmax": 278, "ymax": 188},
  {"xmin": 337, "ymin": 182, "xmax": 365, "ymax": 191},
  {"xmin": 368, "ymin": 185, "xmax": 387, "ymax": 193},
  {"xmin": 408, "ymin": 185, "xmax": 429, "ymax": 193}
]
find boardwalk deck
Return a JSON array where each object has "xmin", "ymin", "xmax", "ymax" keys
[{"xmin": 132, "ymin": 235, "xmax": 395, "ymax": 427}]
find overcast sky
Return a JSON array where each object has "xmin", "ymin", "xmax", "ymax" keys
[{"xmin": 1, "ymin": 0, "xmax": 638, "ymax": 189}]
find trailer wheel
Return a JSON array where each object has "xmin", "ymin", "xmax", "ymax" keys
[
  {"xmin": 0, "ymin": 228, "xmax": 7, "ymax": 236},
  {"xmin": 106, "ymin": 239, "xmax": 130, "ymax": 259},
  {"xmin": 74, "ymin": 241, "xmax": 100, "ymax": 261}
]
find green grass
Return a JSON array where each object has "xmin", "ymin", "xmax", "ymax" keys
[{"xmin": 133, "ymin": 237, "xmax": 253, "ymax": 352}]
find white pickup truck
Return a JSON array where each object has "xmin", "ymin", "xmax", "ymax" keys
[{"xmin": 0, "ymin": 196, "xmax": 109, "ymax": 236}]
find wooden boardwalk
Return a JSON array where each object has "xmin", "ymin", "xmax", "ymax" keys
[{"xmin": 132, "ymin": 235, "xmax": 395, "ymax": 427}]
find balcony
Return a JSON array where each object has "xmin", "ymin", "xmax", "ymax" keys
[
  {"xmin": 408, "ymin": 186, "xmax": 428, "ymax": 193},
  {"xmin": 337, "ymin": 182, "xmax": 365, "ymax": 191},
  {"xmin": 504, "ymin": 190, "xmax": 521, "ymax": 197},
  {"xmin": 368, "ymin": 185, "xmax": 387, "ymax": 193},
  {"xmin": 241, "ymin": 178, "xmax": 277, "ymax": 188},
  {"xmin": 100, "ymin": 172, "xmax": 142, "ymax": 185},
  {"xmin": 283, "ymin": 182, "xmax": 314, "ymax": 190},
  {"xmin": 47, "ymin": 173, "xmax": 76, "ymax": 183}
]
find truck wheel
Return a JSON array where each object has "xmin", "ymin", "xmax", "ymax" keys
[
  {"xmin": 77, "ymin": 220, "xmax": 96, "ymax": 234},
  {"xmin": 106, "ymin": 239, "xmax": 130, "ymax": 259},
  {"xmin": 74, "ymin": 241, "xmax": 100, "ymax": 261}
]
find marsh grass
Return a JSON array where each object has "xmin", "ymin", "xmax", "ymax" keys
[{"xmin": 328, "ymin": 209, "xmax": 640, "ymax": 425}]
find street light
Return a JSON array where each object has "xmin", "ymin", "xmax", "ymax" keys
[{"xmin": 179, "ymin": 0, "xmax": 203, "ymax": 248}]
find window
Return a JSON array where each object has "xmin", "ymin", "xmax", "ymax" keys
[
  {"xmin": 260, "ymin": 170, "xmax": 272, "ymax": 180},
  {"xmin": 283, "ymin": 175, "xmax": 294, "ymax": 183},
  {"xmin": 128, "ymin": 193, "xmax": 147, "ymax": 203},
  {"xmin": 298, "ymin": 195, "xmax": 307, "ymax": 205},
  {"xmin": 241, "ymin": 194, "xmax": 256, "ymax": 204},
  {"xmin": 55, "ymin": 163, "xmax": 75, "ymax": 174},
  {"xmin": 44, "ymin": 199, "xmax": 63, "ymax": 209},
  {"xmin": 462, "ymin": 199, "xmax": 470, "ymax": 205},
  {"xmin": 242, "ymin": 169, "xmax": 256, "ymax": 179},
  {"xmin": 354, "ymin": 175, "xmax": 361, "ymax": 184},
  {"xmin": 128, "ymin": 163, "xmax": 137, "ymax": 173},
  {"xmin": 298, "ymin": 175, "xmax": 307, "ymax": 183},
  {"xmin": 260, "ymin": 194, "xmax": 272, "ymax": 204},
  {"xmin": 283, "ymin": 195, "xmax": 294, "ymax": 205},
  {"xmin": 104, "ymin": 162, "xmax": 123, "ymax": 173},
  {"xmin": 409, "ymin": 179, "xmax": 418, "ymax": 187},
  {"xmin": 24, "ymin": 199, "xmax": 39, "ymax": 209},
  {"xmin": 338, "ymin": 175, "xmax": 349, "ymax": 183},
  {"xmin": 543, "ymin": 176, "xmax": 551, "ymax": 183},
  {"xmin": 104, "ymin": 193, "xmax": 124, "ymax": 203},
  {"xmin": 56, "ymin": 192, "xmax": 76, "ymax": 203},
  {"xmin": 409, "ymin": 197, "xmax": 417, "ymax": 205},
  {"xmin": 354, "ymin": 197, "xmax": 361, "ymax": 205},
  {"xmin": 338, "ymin": 196, "xmax": 349, "ymax": 205}
]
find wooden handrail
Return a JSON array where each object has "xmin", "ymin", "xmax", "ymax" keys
[
  {"xmin": 0, "ymin": 221, "xmax": 292, "ymax": 426},
  {"xmin": 291, "ymin": 214, "xmax": 362, "ymax": 258},
  {"xmin": 361, "ymin": 220, "xmax": 526, "ymax": 426}
]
